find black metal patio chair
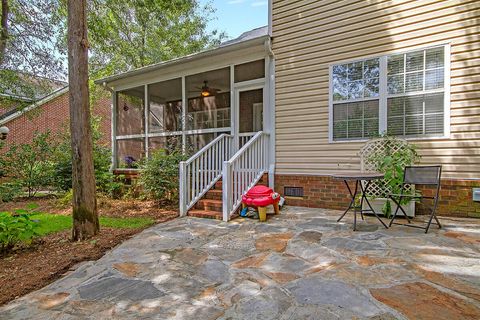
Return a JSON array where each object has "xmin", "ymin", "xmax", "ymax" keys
[{"xmin": 388, "ymin": 165, "xmax": 442, "ymax": 234}]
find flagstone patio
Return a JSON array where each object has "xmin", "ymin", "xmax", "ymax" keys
[{"xmin": 1, "ymin": 206, "xmax": 480, "ymax": 319}]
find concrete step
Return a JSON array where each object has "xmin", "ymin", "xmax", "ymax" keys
[{"xmin": 188, "ymin": 209, "xmax": 223, "ymax": 220}]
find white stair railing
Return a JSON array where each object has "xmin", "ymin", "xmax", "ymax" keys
[
  {"xmin": 222, "ymin": 131, "xmax": 270, "ymax": 221},
  {"xmin": 179, "ymin": 134, "xmax": 233, "ymax": 216}
]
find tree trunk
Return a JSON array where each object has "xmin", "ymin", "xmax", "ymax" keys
[
  {"xmin": 0, "ymin": 0, "xmax": 8, "ymax": 65},
  {"xmin": 67, "ymin": 0, "xmax": 99, "ymax": 240}
]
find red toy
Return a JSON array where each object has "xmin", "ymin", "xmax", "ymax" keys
[{"xmin": 242, "ymin": 185, "xmax": 280, "ymax": 222}]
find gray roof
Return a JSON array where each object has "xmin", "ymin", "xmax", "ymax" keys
[
  {"xmin": 95, "ymin": 26, "xmax": 269, "ymax": 85},
  {"xmin": 220, "ymin": 26, "xmax": 268, "ymax": 47}
]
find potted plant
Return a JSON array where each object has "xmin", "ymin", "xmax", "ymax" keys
[{"xmin": 361, "ymin": 135, "xmax": 421, "ymax": 218}]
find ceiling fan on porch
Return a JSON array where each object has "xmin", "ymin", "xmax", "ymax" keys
[{"xmin": 194, "ymin": 81, "xmax": 220, "ymax": 97}]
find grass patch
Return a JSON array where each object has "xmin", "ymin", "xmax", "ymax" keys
[{"xmin": 30, "ymin": 213, "xmax": 154, "ymax": 236}]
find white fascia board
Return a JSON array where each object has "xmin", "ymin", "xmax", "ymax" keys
[
  {"xmin": 0, "ymin": 86, "xmax": 69, "ymax": 126},
  {"xmin": 96, "ymin": 36, "xmax": 270, "ymax": 88}
]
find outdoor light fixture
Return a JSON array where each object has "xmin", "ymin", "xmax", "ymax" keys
[{"xmin": 0, "ymin": 126, "xmax": 9, "ymax": 140}]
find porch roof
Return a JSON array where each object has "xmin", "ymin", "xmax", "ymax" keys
[{"xmin": 95, "ymin": 26, "xmax": 269, "ymax": 86}]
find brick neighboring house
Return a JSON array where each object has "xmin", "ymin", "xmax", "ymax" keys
[{"xmin": 0, "ymin": 82, "xmax": 111, "ymax": 149}]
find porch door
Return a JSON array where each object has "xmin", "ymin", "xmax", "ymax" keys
[{"xmin": 235, "ymin": 86, "xmax": 264, "ymax": 147}]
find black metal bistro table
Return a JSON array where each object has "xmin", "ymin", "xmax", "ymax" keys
[{"xmin": 330, "ymin": 172, "xmax": 388, "ymax": 231}]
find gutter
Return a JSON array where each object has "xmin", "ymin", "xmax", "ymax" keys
[
  {"xmin": 94, "ymin": 35, "xmax": 271, "ymax": 86},
  {"xmin": 0, "ymin": 86, "xmax": 69, "ymax": 126}
]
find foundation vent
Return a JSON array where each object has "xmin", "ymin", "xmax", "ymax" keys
[{"xmin": 284, "ymin": 187, "xmax": 304, "ymax": 198}]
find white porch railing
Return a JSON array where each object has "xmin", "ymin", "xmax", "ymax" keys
[
  {"xmin": 179, "ymin": 134, "xmax": 234, "ymax": 216},
  {"xmin": 222, "ymin": 131, "xmax": 270, "ymax": 221},
  {"xmin": 239, "ymin": 132, "xmax": 256, "ymax": 148}
]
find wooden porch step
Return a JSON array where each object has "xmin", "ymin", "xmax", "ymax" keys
[
  {"xmin": 195, "ymin": 199, "xmax": 223, "ymax": 212},
  {"xmin": 188, "ymin": 209, "xmax": 223, "ymax": 220}
]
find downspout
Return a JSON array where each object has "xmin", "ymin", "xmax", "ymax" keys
[{"xmin": 264, "ymin": 38, "xmax": 276, "ymax": 189}]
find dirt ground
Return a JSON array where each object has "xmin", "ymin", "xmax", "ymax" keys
[{"xmin": 0, "ymin": 197, "xmax": 178, "ymax": 305}]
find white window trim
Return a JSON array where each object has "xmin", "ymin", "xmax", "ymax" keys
[{"xmin": 329, "ymin": 44, "xmax": 451, "ymax": 143}]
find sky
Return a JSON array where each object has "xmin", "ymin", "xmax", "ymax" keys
[{"xmin": 200, "ymin": 0, "xmax": 268, "ymax": 40}]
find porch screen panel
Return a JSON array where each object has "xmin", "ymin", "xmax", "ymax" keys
[
  {"xmin": 116, "ymin": 86, "xmax": 145, "ymax": 136},
  {"xmin": 185, "ymin": 132, "xmax": 229, "ymax": 156},
  {"xmin": 116, "ymin": 138, "xmax": 145, "ymax": 168},
  {"xmin": 185, "ymin": 67, "xmax": 231, "ymax": 131},
  {"xmin": 332, "ymin": 58, "xmax": 380, "ymax": 140},
  {"xmin": 148, "ymin": 78, "xmax": 182, "ymax": 134},
  {"xmin": 234, "ymin": 59, "xmax": 265, "ymax": 83},
  {"xmin": 148, "ymin": 136, "xmax": 182, "ymax": 155},
  {"xmin": 387, "ymin": 47, "xmax": 445, "ymax": 137},
  {"xmin": 239, "ymin": 88, "xmax": 263, "ymax": 133}
]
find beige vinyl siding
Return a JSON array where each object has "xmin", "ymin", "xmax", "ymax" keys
[{"xmin": 273, "ymin": 0, "xmax": 480, "ymax": 179}]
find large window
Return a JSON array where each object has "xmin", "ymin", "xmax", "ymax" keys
[{"xmin": 330, "ymin": 45, "xmax": 448, "ymax": 141}]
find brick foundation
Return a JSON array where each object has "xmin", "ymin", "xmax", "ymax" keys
[{"xmin": 275, "ymin": 174, "xmax": 480, "ymax": 218}]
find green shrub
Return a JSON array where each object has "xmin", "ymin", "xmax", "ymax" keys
[
  {"xmin": 0, "ymin": 181, "xmax": 23, "ymax": 202},
  {"xmin": 0, "ymin": 205, "xmax": 39, "ymax": 254},
  {"xmin": 139, "ymin": 149, "xmax": 188, "ymax": 202},
  {"xmin": 0, "ymin": 132, "xmax": 55, "ymax": 197},
  {"xmin": 51, "ymin": 116, "xmax": 115, "ymax": 195}
]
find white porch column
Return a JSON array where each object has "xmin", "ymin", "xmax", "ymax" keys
[
  {"xmin": 230, "ymin": 65, "xmax": 238, "ymax": 153},
  {"xmin": 111, "ymin": 91, "xmax": 118, "ymax": 170},
  {"xmin": 144, "ymin": 84, "xmax": 149, "ymax": 158},
  {"xmin": 182, "ymin": 76, "xmax": 187, "ymax": 154}
]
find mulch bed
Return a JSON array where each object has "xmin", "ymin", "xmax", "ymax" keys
[{"xmin": 0, "ymin": 197, "xmax": 178, "ymax": 306}]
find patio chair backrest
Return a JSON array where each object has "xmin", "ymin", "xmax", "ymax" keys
[{"xmin": 404, "ymin": 166, "xmax": 442, "ymax": 185}]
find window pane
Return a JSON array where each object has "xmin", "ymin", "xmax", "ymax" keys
[
  {"xmin": 234, "ymin": 59, "xmax": 265, "ymax": 83},
  {"xmin": 405, "ymin": 95, "xmax": 423, "ymax": 115},
  {"xmin": 388, "ymin": 54, "xmax": 404, "ymax": 75},
  {"xmin": 116, "ymin": 138, "xmax": 145, "ymax": 168},
  {"xmin": 364, "ymin": 59, "xmax": 380, "ymax": 78},
  {"xmin": 388, "ymin": 74, "xmax": 404, "ymax": 94},
  {"xmin": 364, "ymin": 77, "xmax": 379, "ymax": 97},
  {"xmin": 426, "ymin": 47, "xmax": 444, "ymax": 69},
  {"xmin": 364, "ymin": 118, "xmax": 379, "ymax": 137},
  {"xmin": 333, "ymin": 64, "xmax": 348, "ymax": 80},
  {"xmin": 333, "ymin": 121, "xmax": 347, "ymax": 139},
  {"xmin": 348, "ymin": 120, "xmax": 362, "ymax": 138},
  {"xmin": 348, "ymin": 62, "xmax": 363, "ymax": 80},
  {"xmin": 117, "ymin": 87, "xmax": 145, "ymax": 136},
  {"xmin": 348, "ymin": 102, "xmax": 363, "ymax": 119},
  {"xmin": 406, "ymin": 51, "xmax": 424, "ymax": 72},
  {"xmin": 388, "ymin": 97, "xmax": 404, "ymax": 117},
  {"xmin": 348, "ymin": 80, "xmax": 364, "ymax": 99},
  {"xmin": 405, "ymin": 71, "xmax": 423, "ymax": 92},
  {"xmin": 405, "ymin": 115, "xmax": 423, "ymax": 135},
  {"xmin": 387, "ymin": 116, "xmax": 404, "ymax": 136},
  {"xmin": 425, "ymin": 113, "xmax": 444, "ymax": 135},
  {"xmin": 333, "ymin": 78, "xmax": 348, "ymax": 101},
  {"xmin": 333, "ymin": 100, "xmax": 379, "ymax": 140},
  {"xmin": 425, "ymin": 93, "xmax": 444, "ymax": 113},
  {"xmin": 333, "ymin": 103, "xmax": 348, "ymax": 121},
  {"xmin": 425, "ymin": 68, "xmax": 444, "ymax": 90},
  {"xmin": 364, "ymin": 100, "xmax": 379, "ymax": 118}
]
